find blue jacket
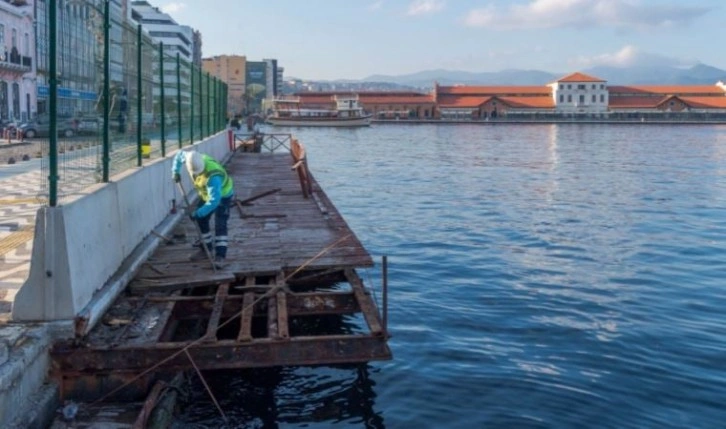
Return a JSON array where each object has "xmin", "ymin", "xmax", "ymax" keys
[{"xmin": 172, "ymin": 151, "xmax": 228, "ymax": 218}]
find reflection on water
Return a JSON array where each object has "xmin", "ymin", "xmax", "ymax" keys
[
  {"xmin": 176, "ymin": 124, "xmax": 726, "ymax": 428},
  {"xmin": 176, "ymin": 364, "xmax": 384, "ymax": 428}
]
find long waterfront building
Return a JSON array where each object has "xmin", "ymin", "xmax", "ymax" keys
[{"xmin": 291, "ymin": 72, "xmax": 726, "ymax": 121}]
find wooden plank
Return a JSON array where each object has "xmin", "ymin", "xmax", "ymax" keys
[
  {"xmin": 204, "ymin": 283, "xmax": 229, "ymax": 342},
  {"xmin": 237, "ymin": 292, "xmax": 254, "ymax": 342},
  {"xmin": 345, "ymin": 269, "xmax": 384, "ymax": 336},
  {"xmin": 129, "ymin": 273, "xmax": 236, "ymax": 294},
  {"xmin": 277, "ymin": 291, "xmax": 289, "ymax": 339}
]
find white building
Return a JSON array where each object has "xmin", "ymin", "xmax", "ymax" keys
[
  {"xmin": 129, "ymin": 1, "xmax": 193, "ymax": 62},
  {"xmin": 0, "ymin": 0, "xmax": 36, "ymax": 121},
  {"xmin": 130, "ymin": 0, "xmax": 197, "ymax": 111},
  {"xmin": 549, "ymin": 72, "xmax": 609, "ymax": 114}
]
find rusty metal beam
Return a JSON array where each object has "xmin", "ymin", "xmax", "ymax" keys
[
  {"xmin": 52, "ymin": 335, "xmax": 392, "ymax": 372},
  {"xmin": 345, "ymin": 269, "xmax": 384, "ymax": 336},
  {"xmin": 170, "ymin": 292, "xmax": 360, "ymax": 321},
  {"xmin": 237, "ymin": 292, "xmax": 254, "ymax": 342},
  {"xmin": 203, "ymin": 283, "xmax": 229, "ymax": 342}
]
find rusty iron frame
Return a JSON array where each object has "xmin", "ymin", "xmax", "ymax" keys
[{"xmin": 52, "ymin": 268, "xmax": 391, "ymax": 399}]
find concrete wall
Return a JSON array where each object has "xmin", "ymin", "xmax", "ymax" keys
[{"xmin": 12, "ymin": 131, "xmax": 232, "ymax": 324}]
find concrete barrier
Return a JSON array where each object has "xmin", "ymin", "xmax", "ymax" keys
[{"xmin": 12, "ymin": 132, "xmax": 231, "ymax": 325}]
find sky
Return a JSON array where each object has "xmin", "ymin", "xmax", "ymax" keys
[{"xmin": 160, "ymin": 0, "xmax": 726, "ymax": 81}]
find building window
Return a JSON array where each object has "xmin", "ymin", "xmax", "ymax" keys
[
  {"xmin": 592, "ymin": 94, "xmax": 596, "ymax": 103},
  {"xmin": 567, "ymin": 84, "xmax": 571, "ymax": 89},
  {"xmin": 0, "ymin": 24, "xmax": 5, "ymax": 54},
  {"xmin": 559, "ymin": 95, "xmax": 564, "ymax": 103},
  {"xmin": 567, "ymin": 94, "xmax": 572, "ymax": 103},
  {"xmin": 578, "ymin": 84, "xmax": 586, "ymax": 90},
  {"xmin": 600, "ymin": 84, "xmax": 604, "ymax": 90},
  {"xmin": 24, "ymin": 33, "xmax": 30, "ymax": 56},
  {"xmin": 579, "ymin": 95, "xmax": 585, "ymax": 104},
  {"xmin": 592, "ymin": 84, "xmax": 596, "ymax": 89},
  {"xmin": 600, "ymin": 94, "xmax": 605, "ymax": 103},
  {"xmin": 559, "ymin": 84, "xmax": 563, "ymax": 89},
  {"xmin": 11, "ymin": 29, "xmax": 17, "ymax": 48}
]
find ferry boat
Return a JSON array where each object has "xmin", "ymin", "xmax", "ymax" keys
[{"xmin": 267, "ymin": 94, "xmax": 372, "ymax": 127}]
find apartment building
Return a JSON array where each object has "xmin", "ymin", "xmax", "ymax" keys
[{"xmin": 0, "ymin": 0, "xmax": 35, "ymax": 121}]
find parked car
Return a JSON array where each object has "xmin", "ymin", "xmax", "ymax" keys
[
  {"xmin": 0, "ymin": 119, "xmax": 20, "ymax": 138},
  {"xmin": 17, "ymin": 115, "xmax": 94, "ymax": 138}
]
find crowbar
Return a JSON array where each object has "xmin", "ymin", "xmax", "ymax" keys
[{"xmin": 176, "ymin": 181, "xmax": 217, "ymax": 273}]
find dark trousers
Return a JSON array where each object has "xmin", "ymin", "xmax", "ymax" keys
[{"xmin": 196, "ymin": 195, "xmax": 232, "ymax": 258}]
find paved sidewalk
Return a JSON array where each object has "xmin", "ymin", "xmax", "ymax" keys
[{"xmin": 0, "ymin": 169, "xmax": 45, "ymax": 319}]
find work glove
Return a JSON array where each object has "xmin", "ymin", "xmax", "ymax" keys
[{"xmin": 173, "ymin": 172, "xmax": 181, "ymax": 183}]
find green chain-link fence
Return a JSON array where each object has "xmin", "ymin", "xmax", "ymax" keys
[{"xmin": 37, "ymin": 0, "xmax": 227, "ymax": 206}]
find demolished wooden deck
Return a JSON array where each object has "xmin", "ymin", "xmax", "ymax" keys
[{"xmin": 51, "ymin": 136, "xmax": 391, "ymax": 401}]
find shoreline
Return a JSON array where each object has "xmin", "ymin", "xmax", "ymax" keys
[{"xmin": 373, "ymin": 119, "xmax": 726, "ymax": 125}]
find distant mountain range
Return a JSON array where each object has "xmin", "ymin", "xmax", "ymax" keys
[{"xmin": 359, "ymin": 64, "xmax": 726, "ymax": 87}]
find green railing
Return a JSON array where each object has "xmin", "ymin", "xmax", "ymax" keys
[{"xmin": 38, "ymin": 0, "xmax": 228, "ymax": 206}]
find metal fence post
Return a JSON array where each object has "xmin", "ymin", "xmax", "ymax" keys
[
  {"xmin": 136, "ymin": 24, "xmax": 142, "ymax": 167},
  {"xmin": 222, "ymin": 84, "xmax": 228, "ymax": 125},
  {"xmin": 198, "ymin": 67, "xmax": 203, "ymax": 139},
  {"xmin": 206, "ymin": 73, "xmax": 211, "ymax": 136},
  {"xmin": 48, "ymin": 0, "xmax": 58, "ymax": 206},
  {"xmin": 216, "ymin": 79, "xmax": 221, "ymax": 130},
  {"xmin": 159, "ymin": 42, "xmax": 166, "ymax": 157},
  {"xmin": 102, "ymin": 0, "xmax": 110, "ymax": 182},
  {"xmin": 189, "ymin": 62, "xmax": 194, "ymax": 143},
  {"xmin": 176, "ymin": 53, "xmax": 182, "ymax": 148}
]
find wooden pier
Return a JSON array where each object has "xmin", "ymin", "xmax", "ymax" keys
[{"xmin": 50, "ymin": 135, "xmax": 391, "ymax": 401}]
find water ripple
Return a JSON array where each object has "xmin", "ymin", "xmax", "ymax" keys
[{"xmin": 176, "ymin": 124, "xmax": 726, "ymax": 428}]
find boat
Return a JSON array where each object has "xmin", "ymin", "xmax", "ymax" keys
[{"xmin": 267, "ymin": 94, "xmax": 372, "ymax": 127}]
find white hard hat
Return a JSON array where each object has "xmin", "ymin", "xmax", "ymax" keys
[{"xmin": 185, "ymin": 151, "xmax": 204, "ymax": 176}]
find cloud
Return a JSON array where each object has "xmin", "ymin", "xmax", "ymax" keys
[
  {"xmin": 369, "ymin": 0, "xmax": 384, "ymax": 11},
  {"xmin": 407, "ymin": 0, "xmax": 445, "ymax": 16},
  {"xmin": 161, "ymin": 2, "xmax": 186, "ymax": 14},
  {"xmin": 569, "ymin": 45, "xmax": 698, "ymax": 68},
  {"xmin": 464, "ymin": 0, "xmax": 709, "ymax": 30}
]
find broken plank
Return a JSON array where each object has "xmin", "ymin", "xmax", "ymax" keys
[{"xmin": 129, "ymin": 273, "xmax": 236, "ymax": 294}]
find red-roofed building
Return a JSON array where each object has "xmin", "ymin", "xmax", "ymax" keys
[{"xmin": 278, "ymin": 72, "xmax": 726, "ymax": 122}]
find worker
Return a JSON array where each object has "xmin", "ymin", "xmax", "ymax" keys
[{"xmin": 172, "ymin": 150, "xmax": 234, "ymax": 264}]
